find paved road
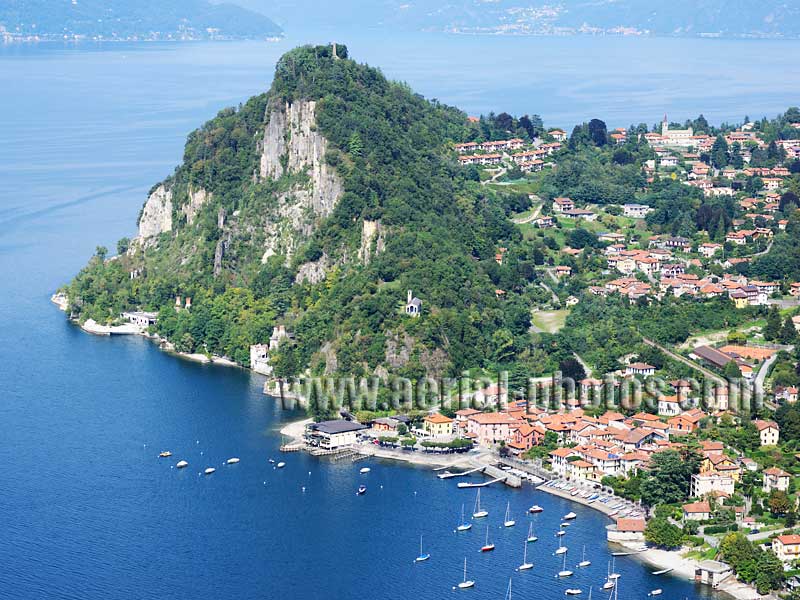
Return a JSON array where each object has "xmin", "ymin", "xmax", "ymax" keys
[
  {"xmin": 754, "ymin": 345, "xmax": 793, "ymax": 399},
  {"xmin": 641, "ymin": 337, "xmax": 725, "ymax": 384}
]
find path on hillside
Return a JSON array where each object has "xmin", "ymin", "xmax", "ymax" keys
[
  {"xmin": 641, "ymin": 337, "xmax": 724, "ymax": 384},
  {"xmin": 512, "ymin": 203, "xmax": 542, "ymax": 224},
  {"xmin": 481, "ymin": 167, "xmax": 507, "ymax": 185}
]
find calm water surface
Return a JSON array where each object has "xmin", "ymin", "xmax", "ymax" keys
[{"xmin": 2, "ymin": 30, "xmax": 796, "ymax": 599}]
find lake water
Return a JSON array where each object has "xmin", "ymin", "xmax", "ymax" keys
[{"xmin": 2, "ymin": 30, "xmax": 797, "ymax": 599}]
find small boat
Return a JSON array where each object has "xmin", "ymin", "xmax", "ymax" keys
[
  {"xmin": 176, "ymin": 460, "xmax": 189, "ymax": 469},
  {"xmin": 457, "ymin": 504, "xmax": 472, "ymax": 532},
  {"xmin": 204, "ymin": 467, "xmax": 215, "ymax": 475},
  {"xmin": 565, "ymin": 590, "xmax": 582, "ymax": 596},
  {"xmin": 415, "ymin": 535, "xmax": 430, "ymax": 562},
  {"xmin": 602, "ymin": 581, "xmax": 615, "ymax": 591},
  {"xmin": 457, "ymin": 558, "xmax": 475, "ymax": 589},
  {"xmin": 555, "ymin": 537, "xmax": 567, "ymax": 555},
  {"xmin": 359, "ymin": 467, "xmax": 370, "ymax": 474},
  {"xmin": 529, "ymin": 505, "xmax": 543, "ymax": 513},
  {"xmin": 578, "ymin": 545, "xmax": 591, "ymax": 568},
  {"xmin": 268, "ymin": 458, "xmax": 275, "ymax": 464},
  {"xmin": 526, "ymin": 522, "xmax": 538, "ymax": 543},
  {"xmin": 648, "ymin": 590, "xmax": 662, "ymax": 597},
  {"xmin": 557, "ymin": 552, "xmax": 573, "ymax": 577},
  {"xmin": 563, "ymin": 512, "xmax": 577, "ymax": 520},
  {"xmin": 503, "ymin": 502, "xmax": 516, "ymax": 527},
  {"xmin": 518, "ymin": 540, "xmax": 533, "ymax": 571},
  {"xmin": 480, "ymin": 525, "xmax": 495, "ymax": 552},
  {"xmin": 472, "ymin": 489, "xmax": 488, "ymax": 519},
  {"xmin": 561, "ymin": 522, "xmax": 571, "ymax": 527},
  {"xmin": 357, "ymin": 484, "xmax": 367, "ymax": 495},
  {"xmin": 226, "ymin": 457, "xmax": 240, "ymax": 465},
  {"xmin": 556, "ymin": 530, "xmax": 566, "ymax": 537},
  {"xmin": 651, "ymin": 568, "xmax": 672, "ymax": 576},
  {"xmin": 159, "ymin": 451, "xmax": 172, "ymax": 458},
  {"xmin": 276, "ymin": 462, "xmax": 286, "ymax": 468}
]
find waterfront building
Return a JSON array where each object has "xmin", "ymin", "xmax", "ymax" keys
[{"xmin": 305, "ymin": 420, "xmax": 366, "ymax": 449}]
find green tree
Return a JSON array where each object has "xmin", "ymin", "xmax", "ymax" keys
[
  {"xmin": 768, "ymin": 490, "xmax": 791, "ymax": 516},
  {"xmin": 644, "ymin": 517, "xmax": 684, "ymax": 548},
  {"xmin": 640, "ymin": 450, "xmax": 698, "ymax": 506}
]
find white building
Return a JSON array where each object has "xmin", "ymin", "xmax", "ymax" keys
[
  {"xmin": 623, "ymin": 203, "xmax": 652, "ymax": 218},
  {"xmin": 305, "ymin": 420, "xmax": 367, "ymax": 449}
]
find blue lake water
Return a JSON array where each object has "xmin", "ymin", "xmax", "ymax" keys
[{"xmin": 2, "ymin": 30, "xmax": 798, "ymax": 599}]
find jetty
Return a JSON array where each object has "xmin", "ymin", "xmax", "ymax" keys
[
  {"xmin": 457, "ymin": 476, "xmax": 506, "ymax": 488},
  {"xmin": 437, "ymin": 466, "xmax": 482, "ymax": 479}
]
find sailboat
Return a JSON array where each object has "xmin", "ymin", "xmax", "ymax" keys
[
  {"xmin": 557, "ymin": 552, "xmax": 574, "ymax": 577},
  {"xmin": 415, "ymin": 534, "xmax": 430, "ymax": 562},
  {"xmin": 480, "ymin": 525, "xmax": 495, "ymax": 552},
  {"xmin": 608, "ymin": 557, "xmax": 620, "ymax": 580},
  {"xmin": 518, "ymin": 539, "xmax": 533, "ymax": 571},
  {"xmin": 555, "ymin": 536, "xmax": 567, "ymax": 555},
  {"xmin": 578, "ymin": 545, "xmax": 591, "ymax": 568},
  {"xmin": 556, "ymin": 529, "xmax": 567, "ymax": 537},
  {"xmin": 472, "ymin": 489, "xmax": 488, "ymax": 518},
  {"xmin": 457, "ymin": 558, "xmax": 475, "ymax": 589},
  {"xmin": 504, "ymin": 502, "xmax": 516, "ymax": 527},
  {"xmin": 457, "ymin": 503, "xmax": 473, "ymax": 532},
  {"xmin": 526, "ymin": 522, "xmax": 538, "ymax": 543},
  {"xmin": 602, "ymin": 560, "xmax": 616, "ymax": 590}
]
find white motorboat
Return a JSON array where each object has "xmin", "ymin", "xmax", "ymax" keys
[
  {"xmin": 359, "ymin": 467, "xmax": 371, "ymax": 474},
  {"xmin": 226, "ymin": 457, "xmax": 240, "ymax": 464},
  {"xmin": 563, "ymin": 512, "xmax": 577, "ymax": 520},
  {"xmin": 204, "ymin": 467, "xmax": 216, "ymax": 475},
  {"xmin": 276, "ymin": 462, "xmax": 286, "ymax": 468},
  {"xmin": 529, "ymin": 505, "xmax": 543, "ymax": 513},
  {"xmin": 176, "ymin": 460, "xmax": 189, "ymax": 469}
]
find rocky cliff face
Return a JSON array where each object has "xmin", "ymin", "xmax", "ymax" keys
[
  {"xmin": 137, "ymin": 185, "xmax": 173, "ymax": 240},
  {"xmin": 258, "ymin": 100, "xmax": 343, "ymax": 263}
]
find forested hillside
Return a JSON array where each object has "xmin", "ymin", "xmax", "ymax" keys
[{"xmin": 65, "ymin": 44, "xmax": 543, "ymax": 379}]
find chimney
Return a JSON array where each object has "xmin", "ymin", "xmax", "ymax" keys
[
  {"xmin": 185, "ymin": 297, "xmax": 192, "ymax": 309},
  {"xmin": 175, "ymin": 295, "xmax": 182, "ymax": 307}
]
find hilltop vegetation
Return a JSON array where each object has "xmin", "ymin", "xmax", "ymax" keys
[{"xmin": 66, "ymin": 44, "xmax": 543, "ymax": 377}]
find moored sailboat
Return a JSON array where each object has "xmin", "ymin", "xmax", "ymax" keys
[
  {"xmin": 457, "ymin": 503, "xmax": 472, "ymax": 532},
  {"xmin": 480, "ymin": 525, "xmax": 495, "ymax": 552},
  {"xmin": 526, "ymin": 522, "xmax": 538, "ymax": 543},
  {"xmin": 518, "ymin": 540, "xmax": 533, "ymax": 571},
  {"xmin": 472, "ymin": 489, "xmax": 488, "ymax": 519},
  {"xmin": 415, "ymin": 534, "xmax": 430, "ymax": 562},
  {"xmin": 503, "ymin": 501, "xmax": 515, "ymax": 527},
  {"xmin": 457, "ymin": 558, "xmax": 475, "ymax": 589}
]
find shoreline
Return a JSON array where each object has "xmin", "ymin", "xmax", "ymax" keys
[
  {"xmin": 51, "ymin": 294, "xmax": 243, "ymax": 369},
  {"xmin": 538, "ymin": 483, "xmax": 760, "ymax": 600}
]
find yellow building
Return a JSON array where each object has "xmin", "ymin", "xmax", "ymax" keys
[
  {"xmin": 423, "ymin": 413, "xmax": 454, "ymax": 438},
  {"xmin": 774, "ymin": 535, "xmax": 800, "ymax": 564}
]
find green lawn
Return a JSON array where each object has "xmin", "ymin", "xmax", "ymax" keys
[{"xmin": 532, "ymin": 309, "xmax": 570, "ymax": 333}]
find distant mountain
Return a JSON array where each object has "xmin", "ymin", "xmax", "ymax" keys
[
  {"xmin": 0, "ymin": 0, "xmax": 282, "ymax": 42},
  {"xmin": 234, "ymin": 0, "xmax": 800, "ymax": 39}
]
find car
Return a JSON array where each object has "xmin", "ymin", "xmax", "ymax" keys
[{"xmin": 750, "ymin": 528, "xmax": 760, "ymax": 534}]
